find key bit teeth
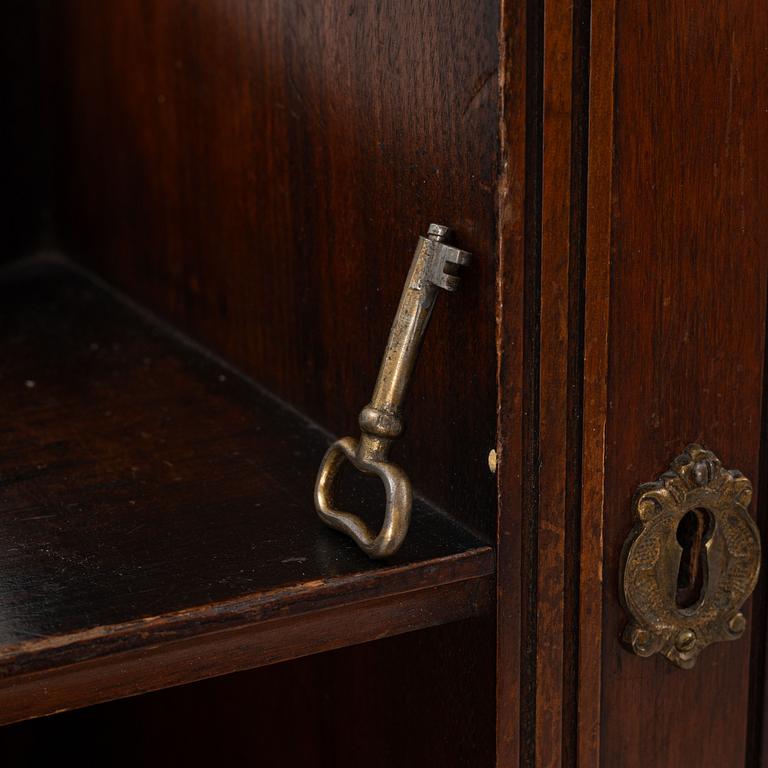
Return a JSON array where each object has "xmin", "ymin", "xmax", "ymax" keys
[
  {"xmin": 437, "ymin": 273, "xmax": 461, "ymax": 292},
  {"xmin": 418, "ymin": 227, "xmax": 471, "ymax": 291},
  {"xmin": 440, "ymin": 244, "xmax": 472, "ymax": 266}
]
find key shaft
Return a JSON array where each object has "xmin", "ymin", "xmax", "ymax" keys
[
  {"xmin": 357, "ymin": 225, "xmax": 470, "ymax": 463},
  {"xmin": 314, "ymin": 224, "xmax": 470, "ymax": 558}
]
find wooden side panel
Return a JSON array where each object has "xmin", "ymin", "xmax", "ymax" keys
[
  {"xmin": 496, "ymin": 0, "xmax": 527, "ymax": 764},
  {"xmin": 593, "ymin": 2, "xmax": 768, "ymax": 766}
]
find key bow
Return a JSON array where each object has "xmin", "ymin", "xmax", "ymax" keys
[{"xmin": 314, "ymin": 224, "xmax": 471, "ymax": 558}]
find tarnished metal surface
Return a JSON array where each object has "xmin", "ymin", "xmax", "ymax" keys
[
  {"xmin": 314, "ymin": 224, "xmax": 471, "ymax": 558},
  {"xmin": 620, "ymin": 444, "xmax": 761, "ymax": 668}
]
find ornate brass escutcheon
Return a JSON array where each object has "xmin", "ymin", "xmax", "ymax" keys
[
  {"xmin": 314, "ymin": 224, "xmax": 471, "ymax": 559},
  {"xmin": 620, "ymin": 444, "xmax": 761, "ymax": 668}
]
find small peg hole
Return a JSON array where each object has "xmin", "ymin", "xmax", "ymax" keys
[{"xmin": 675, "ymin": 508, "xmax": 714, "ymax": 609}]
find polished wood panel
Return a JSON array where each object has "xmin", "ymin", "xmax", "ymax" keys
[
  {"xmin": 595, "ymin": 2, "xmax": 768, "ymax": 766},
  {"xmin": 0, "ymin": 259, "xmax": 493, "ymax": 723}
]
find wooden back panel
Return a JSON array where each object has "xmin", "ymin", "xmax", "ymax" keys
[{"xmin": 44, "ymin": 0, "xmax": 500, "ymax": 538}]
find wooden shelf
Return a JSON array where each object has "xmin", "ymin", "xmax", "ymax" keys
[{"xmin": 0, "ymin": 258, "xmax": 494, "ymax": 725}]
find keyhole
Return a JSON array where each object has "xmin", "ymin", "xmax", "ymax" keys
[{"xmin": 675, "ymin": 508, "xmax": 714, "ymax": 609}]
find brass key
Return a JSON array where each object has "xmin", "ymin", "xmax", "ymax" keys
[{"xmin": 314, "ymin": 224, "xmax": 471, "ymax": 558}]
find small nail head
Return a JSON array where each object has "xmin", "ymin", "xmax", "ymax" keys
[
  {"xmin": 728, "ymin": 613, "xmax": 746, "ymax": 635},
  {"xmin": 675, "ymin": 629, "xmax": 696, "ymax": 652}
]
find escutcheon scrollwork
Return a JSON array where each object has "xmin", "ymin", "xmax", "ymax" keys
[{"xmin": 620, "ymin": 444, "xmax": 760, "ymax": 669}]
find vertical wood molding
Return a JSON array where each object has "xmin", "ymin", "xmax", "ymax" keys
[
  {"xmin": 501, "ymin": 1, "xmax": 594, "ymax": 764},
  {"xmin": 497, "ymin": 0, "xmax": 527, "ymax": 764},
  {"xmin": 577, "ymin": 2, "xmax": 615, "ymax": 766},
  {"xmin": 535, "ymin": 0, "xmax": 574, "ymax": 765}
]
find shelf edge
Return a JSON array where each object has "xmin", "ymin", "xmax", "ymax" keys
[
  {"xmin": 0, "ymin": 573, "xmax": 494, "ymax": 726},
  {"xmin": 1, "ymin": 546, "xmax": 495, "ymax": 679}
]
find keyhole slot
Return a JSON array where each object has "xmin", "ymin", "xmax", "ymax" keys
[{"xmin": 675, "ymin": 507, "xmax": 714, "ymax": 609}]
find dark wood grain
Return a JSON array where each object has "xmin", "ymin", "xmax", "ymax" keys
[
  {"xmin": 2, "ymin": 2, "xmax": 46, "ymax": 259},
  {"xmin": 0, "ymin": 617, "xmax": 495, "ymax": 768},
  {"xmin": 534, "ymin": 1, "xmax": 574, "ymax": 764},
  {"xmin": 496, "ymin": 0, "xmax": 527, "ymax": 765},
  {"xmin": 596, "ymin": 2, "xmax": 768, "ymax": 766},
  {"xmin": 43, "ymin": 0, "xmax": 500, "ymax": 539},
  {"xmin": 0, "ymin": 258, "xmax": 493, "ymax": 724},
  {"xmin": 20, "ymin": 1, "xmax": 768, "ymax": 765},
  {"xmin": 577, "ymin": 1, "xmax": 615, "ymax": 765},
  {"xmin": 501, "ymin": 2, "xmax": 591, "ymax": 765}
]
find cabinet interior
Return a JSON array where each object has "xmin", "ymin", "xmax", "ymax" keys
[{"xmin": 1, "ymin": 2, "xmax": 500, "ymax": 764}]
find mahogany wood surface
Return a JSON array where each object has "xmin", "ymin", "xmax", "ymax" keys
[
  {"xmin": 593, "ymin": 2, "xmax": 768, "ymax": 766},
  {"xmin": 510, "ymin": 1, "xmax": 768, "ymax": 765},
  {"xmin": 533, "ymin": 1, "xmax": 574, "ymax": 764},
  {"xmin": 0, "ymin": 259, "xmax": 493, "ymax": 724},
  {"xmin": 496, "ymin": 0, "xmax": 527, "ymax": 764},
  {"xmin": 501, "ymin": 1, "xmax": 592, "ymax": 765},
  {"xmin": 1, "ymin": 578, "xmax": 493, "ymax": 727},
  {"xmin": 577, "ymin": 1, "xmax": 615, "ymax": 765}
]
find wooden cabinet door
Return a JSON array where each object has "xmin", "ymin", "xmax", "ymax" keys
[
  {"xmin": 589, "ymin": 3, "xmax": 767, "ymax": 766},
  {"xmin": 503, "ymin": 2, "xmax": 768, "ymax": 766}
]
